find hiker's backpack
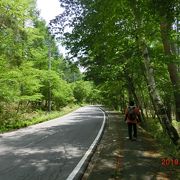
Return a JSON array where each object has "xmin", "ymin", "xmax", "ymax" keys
[{"xmin": 127, "ymin": 106, "xmax": 137, "ymax": 121}]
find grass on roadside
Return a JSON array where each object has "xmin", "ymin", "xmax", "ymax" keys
[
  {"xmin": 0, "ymin": 104, "xmax": 81, "ymax": 133},
  {"xmin": 145, "ymin": 117, "xmax": 180, "ymax": 158},
  {"xmin": 142, "ymin": 117, "xmax": 180, "ymax": 179}
]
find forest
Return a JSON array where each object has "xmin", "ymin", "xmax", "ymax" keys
[
  {"xmin": 0, "ymin": 0, "xmax": 180, "ymax": 153},
  {"xmin": 0, "ymin": 0, "xmax": 100, "ymax": 132},
  {"xmin": 50, "ymin": 0, "xmax": 180, "ymax": 151}
]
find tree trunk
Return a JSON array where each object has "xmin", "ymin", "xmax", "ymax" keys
[
  {"xmin": 160, "ymin": 22, "xmax": 180, "ymax": 121},
  {"xmin": 129, "ymin": 0, "xmax": 179, "ymax": 147},
  {"xmin": 124, "ymin": 69, "xmax": 146, "ymax": 123},
  {"xmin": 142, "ymin": 43, "xmax": 180, "ymax": 146},
  {"xmin": 163, "ymin": 92, "xmax": 172, "ymax": 122},
  {"xmin": 138, "ymin": 84, "xmax": 149, "ymax": 119},
  {"xmin": 120, "ymin": 91, "xmax": 126, "ymax": 113}
]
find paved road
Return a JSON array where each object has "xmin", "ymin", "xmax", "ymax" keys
[{"xmin": 0, "ymin": 106, "xmax": 105, "ymax": 180}]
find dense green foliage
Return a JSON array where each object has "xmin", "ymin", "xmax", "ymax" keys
[
  {"xmin": 0, "ymin": 0, "xmax": 179, "ymax": 160},
  {"xmin": 51, "ymin": 0, "xmax": 180, "ymax": 146},
  {"xmin": 1, "ymin": 0, "xmax": 180, "ymax": 151},
  {"xmin": 0, "ymin": 0, "xmax": 101, "ymax": 131}
]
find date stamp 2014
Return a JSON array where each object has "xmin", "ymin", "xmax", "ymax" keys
[{"xmin": 161, "ymin": 158, "xmax": 180, "ymax": 166}]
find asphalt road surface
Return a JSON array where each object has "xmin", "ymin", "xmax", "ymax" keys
[{"xmin": 0, "ymin": 106, "xmax": 105, "ymax": 180}]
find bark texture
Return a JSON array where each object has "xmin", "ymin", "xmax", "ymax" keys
[
  {"xmin": 160, "ymin": 22, "xmax": 180, "ymax": 122},
  {"xmin": 142, "ymin": 43, "xmax": 180, "ymax": 146}
]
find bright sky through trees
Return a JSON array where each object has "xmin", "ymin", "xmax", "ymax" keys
[
  {"xmin": 36, "ymin": 0, "xmax": 62, "ymax": 24},
  {"xmin": 36, "ymin": 0, "xmax": 67, "ymax": 56}
]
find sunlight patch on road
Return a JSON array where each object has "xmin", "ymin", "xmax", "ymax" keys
[
  {"xmin": 65, "ymin": 145, "xmax": 85, "ymax": 159},
  {"xmin": 137, "ymin": 150, "xmax": 161, "ymax": 158},
  {"xmin": 14, "ymin": 146, "xmax": 65, "ymax": 156},
  {"xmin": 30, "ymin": 159, "xmax": 49, "ymax": 172},
  {"xmin": 156, "ymin": 172, "xmax": 169, "ymax": 180}
]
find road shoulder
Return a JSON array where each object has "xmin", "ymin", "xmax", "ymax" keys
[{"xmin": 82, "ymin": 109, "xmax": 180, "ymax": 180}]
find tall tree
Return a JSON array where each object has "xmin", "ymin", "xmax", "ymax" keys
[
  {"xmin": 128, "ymin": 0, "xmax": 179, "ymax": 145},
  {"xmin": 149, "ymin": 0, "xmax": 180, "ymax": 121}
]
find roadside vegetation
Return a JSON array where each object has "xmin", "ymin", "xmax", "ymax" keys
[{"xmin": 0, "ymin": 0, "xmax": 101, "ymax": 132}]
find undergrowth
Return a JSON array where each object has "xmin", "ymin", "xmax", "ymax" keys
[
  {"xmin": 145, "ymin": 117, "xmax": 180, "ymax": 158},
  {"xmin": 0, "ymin": 104, "xmax": 81, "ymax": 133}
]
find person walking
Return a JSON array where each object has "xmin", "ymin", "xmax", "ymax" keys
[{"xmin": 124, "ymin": 100, "xmax": 141, "ymax": 141}]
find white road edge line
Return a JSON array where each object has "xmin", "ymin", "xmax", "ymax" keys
[{"xmin": 66, "ymin": 107, "xmax": 106, "ymax": 180}]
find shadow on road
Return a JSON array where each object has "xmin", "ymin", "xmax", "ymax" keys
[
  {"xmin": 0, "ymin": 106, "xmax": 104, "ymax": 180},
  {"xmin": 83, "ymin": 110, "xmax": 180, "ymax": 180}
]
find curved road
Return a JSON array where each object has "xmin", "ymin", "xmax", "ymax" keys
[{"xmin": 0, "ymin": 106, "xmax": 105, "ymax": 180}]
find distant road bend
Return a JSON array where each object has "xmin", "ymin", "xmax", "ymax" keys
[{"xmin": 0, "ymin": 106, "xmax": 106, "ymax": 180}]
